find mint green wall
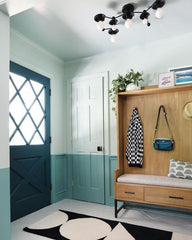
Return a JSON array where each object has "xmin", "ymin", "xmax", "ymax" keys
[
  {"xmin": 0, "ymin": 11, "xmax": 10, "ymax": 240},
  {"xmin": 63, "ymin": 33, "xmax": 192, "ymax": 155},
  {"xmin": 10, "ymin": 29, "xmax": 67, "ymax": 155}
]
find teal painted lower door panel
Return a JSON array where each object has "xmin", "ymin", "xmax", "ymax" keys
[
  {"xmin": 0, "ymin": 168, "xmax": 11, "ymax": 240},
  {"xmin": 51, "ymin": 154, "xmax": 117, "ymax": 206},
  {"xmin": 72, "ymin": 154, "xmax": 105, "ymax": 204}
]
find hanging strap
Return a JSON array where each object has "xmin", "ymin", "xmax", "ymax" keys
[{"xmin": 153, "ymin": 105, "xmax": 173, "ymax": 140}]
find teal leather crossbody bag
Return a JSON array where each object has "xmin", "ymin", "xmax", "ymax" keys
[{"xmin": 153, "ymin": 105, "xmax": 174, "ymax": 151}]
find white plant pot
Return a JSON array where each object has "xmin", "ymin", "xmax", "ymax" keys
[{"xmin": 126, "ymin": 83, "xmax": 141, "ymax": 92}]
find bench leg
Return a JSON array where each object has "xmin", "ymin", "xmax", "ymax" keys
[
  {"xmin": 114, "ymin": 200, "xmax": 126, "ymax": 218},
  {"xmin": 115, "ymin": 200, "xmax": 118, "ymax": 218}
]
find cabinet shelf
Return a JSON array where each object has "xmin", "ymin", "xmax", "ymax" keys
[{"xmin": 118, "ymin": 84, "xmax": 192, "ymax": 97}]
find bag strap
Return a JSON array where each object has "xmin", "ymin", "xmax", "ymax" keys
[{"xmin": 154, "ymin": 105, "xmax": 173, "ymax": 139}]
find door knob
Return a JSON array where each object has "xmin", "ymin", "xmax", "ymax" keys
[{"xmin": 97, "ymin": 146, "xmax": 103, "ymax": 151}]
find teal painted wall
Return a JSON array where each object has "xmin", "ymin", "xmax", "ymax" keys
[
  {"xmin": 51, "ymin": 154, "xmax": 117, "ymax": 206},
  {"xmin": 51, "ymin": 154, "xmax": 72, "ymax": 203},
  {"xmin": 0, "ymin": 168, "xmax": 10, "ymax": 240},
  {"xmin": 105, "ymin": 156, "xmax": 117, "ymax": 206}
]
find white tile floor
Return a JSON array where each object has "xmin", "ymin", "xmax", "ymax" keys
[{"xmin": 11, "ymin": 199, "xmax": 192, "ymax": 240}]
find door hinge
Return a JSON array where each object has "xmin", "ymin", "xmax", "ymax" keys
[
  {"xmin": 49, "ymin": 136, "xmax": 52, "ymax": 144},
  {"xmin": 49, "ymin": 89, "xmax": 51, "ymax": 96},
  {"xmin": 72, "ymin": 180, "xmax": 74, "ymax": 187}
]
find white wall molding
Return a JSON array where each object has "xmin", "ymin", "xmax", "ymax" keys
[{"xmin": 0, "ymin": 0, "xmax": 6, "ymax": 5}]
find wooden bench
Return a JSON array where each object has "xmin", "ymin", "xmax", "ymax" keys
[{"xmin": 114, "ymin": 173, "xmax": 192, "ymax": 217}]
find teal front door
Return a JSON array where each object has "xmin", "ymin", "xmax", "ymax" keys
[
  {"xmin": 72, "ymin": 75, "xmax": 104, "ymax": 204},
  {"xmin": 9, "ymin": 62, "xmax": 51, "ymax": 221}
]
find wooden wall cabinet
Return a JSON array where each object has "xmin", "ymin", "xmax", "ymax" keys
[{"xmin": 114, "ymin": 85, "xmax": 192, "ymax": 217}]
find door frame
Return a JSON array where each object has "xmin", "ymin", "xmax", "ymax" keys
[{"xmin": 67, "ymin": 71, "xmax": 110, "ymax": 203}]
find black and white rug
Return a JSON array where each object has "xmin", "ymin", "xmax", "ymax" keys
[{"xmin": 23, "ymin": 210, "xmax": 173, "ymax": 240}]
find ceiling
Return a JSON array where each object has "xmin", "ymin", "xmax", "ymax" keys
[{"xmin": 3, "ymin": 0, "xmax": 192, "ymax": 62}]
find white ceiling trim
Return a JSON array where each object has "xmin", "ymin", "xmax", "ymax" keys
[
  {"xmin": 0, "ymin": 0, "xmax": 6, "ymax": 5},
  {"xmin": 7, "ymin": 0, "xmax": 44, "ymax": 16}
]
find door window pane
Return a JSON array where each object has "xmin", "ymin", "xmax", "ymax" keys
[
  {"xmin": 9, "ymin": 72, "xmax": 46, "ymax": 146},
  {"xmin": 9, "ymin": 117, "xmax": 16, "ymax": 139},
  {"xmin": 9, "ymin": 72, "xmax": 25, "ymax": 90},
  {"xmin": 39, "ymin": 120, "xmax": 45, "ymax": 140},
  {"xmin": 10, "ymin": 131, "xmax": 26, "ymax": 146},
  {"xmin": 30, "ymin": 100, "xmax": 44, "ymax": 126},
  {"xmin": 31, "ymin": 132, "xmax": 43, "ymax": 145},
  {"xmin": 38, "ymin": 90, "xmax": 45, "ymax": 110},
  {"xmin": 20, "ymin": 115, "xmax": 36, "ymax": 143},
  {"xmin": 9, "ymin": 81, "xmax": 16, "ymax": 100},
  {"xmin": 19, "ymin": 81, "xmax": 36, "ymax": 109},
  {"xmin": 9, "ymin": 95, "xmax": 26, "ymax": 125},
  {"xmin": 31, "ymin": 80, "xmax": 43, "ymax": 95}
]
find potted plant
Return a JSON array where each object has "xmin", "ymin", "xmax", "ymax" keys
[{"xmin": 108, "ymin": 69, "xmax": 144, "ymax": 112}]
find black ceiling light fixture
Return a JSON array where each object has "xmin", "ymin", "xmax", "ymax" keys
[{"xmin": 94, "ymin": 0, "xmax": 165, "ymax": 42}]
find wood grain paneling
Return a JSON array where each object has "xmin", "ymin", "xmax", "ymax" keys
[
  {"xmin": 116, "ymin": 85, "xmax": 192, "ymax": 176},
  {"xmin": 115, "ymin": 182, "xmax": 144, "ymax": 202},
  {"xmin": 145, "ymin": 186, "xmax": 192, "ymax": 209}
]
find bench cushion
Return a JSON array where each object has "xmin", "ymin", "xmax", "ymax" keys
[{"xmin": 117, "ymin": 174, "xmax": 192, "ymax": 189}]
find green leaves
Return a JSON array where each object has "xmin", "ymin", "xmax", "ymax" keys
[
  {"xmin": 109, "ymin": 69, "xmax": 144, "ymax": 113},
  {"xmin": 124, "ymin": 69, "xmax": 143, "ymax": 85}
]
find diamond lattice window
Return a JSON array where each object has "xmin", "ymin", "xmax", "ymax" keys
[{"xmin": 9, "ymin": 73, "xmax": 46, "ymax": 146}]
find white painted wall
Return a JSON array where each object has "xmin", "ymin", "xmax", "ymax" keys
[
  {"xmin": 10, "ymin": 28, "xmax": 192, "ymax": 156},
  {"xmin": 0, "ymin": 11, "xmax": 9, "ymax": 169},
  {"xmin": 64, "ymin": 33, "xmax": 192, "ymax": 155},
  {"xmin": 10, "ymin": 29, "xmax": 67, "ymax": 154}
]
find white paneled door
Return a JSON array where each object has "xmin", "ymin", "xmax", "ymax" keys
[{"xmin": 72, "ymin": 74, "xmax": 104, "ymax": 203}]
